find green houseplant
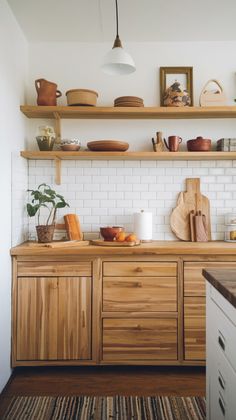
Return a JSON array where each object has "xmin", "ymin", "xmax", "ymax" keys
[{"xmin": 27, "ymin": 183, "xmax": 69, "ymax": 243}]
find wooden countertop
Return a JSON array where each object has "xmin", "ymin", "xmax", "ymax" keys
[
  {"xmin": 10, "ymin": 240, "xmax": 236, "ymax": 256},
  {"xmin": 203, "ymin": 269, "xmax": 236, "ymax": 309}
]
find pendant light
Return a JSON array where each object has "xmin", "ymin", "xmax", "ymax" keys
[{"xmin": 102, "ymin": 0, "xmax": 136, "ymax": 75}]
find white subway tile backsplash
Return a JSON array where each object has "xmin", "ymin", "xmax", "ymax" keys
[{"xmin": 22, "ymin": 159, "xmax": 236, "ymax": 240}]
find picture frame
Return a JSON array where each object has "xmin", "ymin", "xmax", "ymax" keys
[{"xmin": 159, "ymin": 66, "xmax": 193, "ymax": 106}]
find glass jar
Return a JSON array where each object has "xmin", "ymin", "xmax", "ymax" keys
[{"xmin": 224, "ymin": 213, "xmax": 236, "ymax": 242}]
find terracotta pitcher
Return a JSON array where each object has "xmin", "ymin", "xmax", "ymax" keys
[{"xmin": 35, "ymin": 78, "xmax": 62, "ymax": 106}]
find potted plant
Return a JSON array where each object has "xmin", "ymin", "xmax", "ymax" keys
[{"xmin": 27, "ymin": 183, "xmax": 69, "ymax": 243}]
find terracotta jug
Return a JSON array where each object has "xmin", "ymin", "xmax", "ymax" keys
[
  {"xmin": 35, "ymin": 78, "xmax": 62, "ymax": 106},
  {"xmin": 164, "ymin": 136, "xmax": 182, "ymax": 152}
]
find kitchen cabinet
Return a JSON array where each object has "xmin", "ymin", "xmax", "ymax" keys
[
  {"xmin": 13, "ymin": 261, "xmax": 92, "ymax": 364},
  {"xmin": 11, "ymin": 241, "xmax": 236, "ymax": 366},
  {"xmin": 205, "ymin": 275, "xmax": 236, "ymax": 420},
  {"xmin": 183, "ymin": 262, "xmax": 236, "ymax": 361},
  {"xmin": 102, "ymin": 260, "xmax": 178, "ymax": 362}
]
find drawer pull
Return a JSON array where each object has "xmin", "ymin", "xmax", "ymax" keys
[
  {"xmin": 218, "ymin": 397, "xmax": 225, "ymax": 416},
  {"xmin": 135, "ymin": 324, "xmax": 142, "ymax": 330},
  {"xmin": 218, "ymin": 334, "xmax": 225, "ymax": 351},
  {"xmin": 218, "ymin": 374, "xmax": 225, "ymax": 391},
  {"xmin": 135, "ymin": 282, "xmax": 142, "ymax": 288},
  {"xmin": 135, "ymin": 267, "xmax": 143, "ymax": 273}
]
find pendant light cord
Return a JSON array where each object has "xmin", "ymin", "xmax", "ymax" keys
[{"xmin": 115, "ymin": 0, "xmax": 119, "ymax": 37}]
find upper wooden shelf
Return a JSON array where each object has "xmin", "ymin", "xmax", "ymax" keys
[
  {"xmin": 20, "ymin": 105, "xmax": 236, "ymax": 119},
  {"xmin": 21, "ymin": 151, "xmax": 236, "ymax": 161}
]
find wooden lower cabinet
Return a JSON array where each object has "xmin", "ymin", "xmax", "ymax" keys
[
  {"xmin": 184, "ymin": 297, "xmax": 206, "ymax": 361},
  {"xmin": 15, "ymin": 276, "xmax": 91, "ymax": 362},
  {"xmin": 102, "ymin": 318, "xmax": 178, "ymax": 361}
]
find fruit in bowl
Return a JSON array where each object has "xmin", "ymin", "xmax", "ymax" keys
[
  {"xmin": 100, "ymin": 226, "xmax": 124, "ymax": 241},
  {"xmin": 60, "ymin": 139, "xmax": 81, "ymax": 151}
]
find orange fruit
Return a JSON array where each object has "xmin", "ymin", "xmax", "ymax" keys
[
  {"xmin": 125, "ymin": 233, "xmax": 137, "ymax": 242},
  {"xmin": 116, "ymin": 231, "xmax": 126, "ymax": 242}
]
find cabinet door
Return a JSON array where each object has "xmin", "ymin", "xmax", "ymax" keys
[
  {"xmin": 184, "ymin": 297, "xmax": 206, "ymax": 360},
  {"xmin": 16, "ymin": 276, "xmax": 91, "ymax": 361}
]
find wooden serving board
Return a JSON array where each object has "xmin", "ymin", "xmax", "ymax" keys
[
  {"xmin": 90, "ymin": 240, "xmax": 141, "ymax": 247},
  {"xmin": 170, "ymin": 178, "xmax": 211, "ymax": 241},
  {"xmin": 30, "ymin": 240, "xmax": 89, "ymax": 248}
]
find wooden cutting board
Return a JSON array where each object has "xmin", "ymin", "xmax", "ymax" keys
[
  {"xmin": 170, "ymin": 178, "xmax": 211, "ymax": 241},
  {"xmin": 30, "ymin": 240, "xmax": 89, "ymax": 248},
  {"xmin": 90, "ymin": 240, "xmax": 141, "ymax": 247}
]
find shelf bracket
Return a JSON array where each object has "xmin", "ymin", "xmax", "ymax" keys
[
  {"xmin": 54, "ymin": 158, "xmax": 61, "ymax": 185},
  {"xmin": 53, "ymin": 112, "xmax": 61, "ymax": 144}
]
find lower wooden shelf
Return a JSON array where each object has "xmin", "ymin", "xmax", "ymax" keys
[{"xmin": 21, "ymin": 150, "xmax": 236, "ymax": 161}]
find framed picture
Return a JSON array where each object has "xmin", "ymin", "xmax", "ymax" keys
[{"xmin": 160, "ymin": 66, "xmax": 193, "ymax": 106}]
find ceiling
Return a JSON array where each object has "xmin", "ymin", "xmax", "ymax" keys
[{"xmin": 7, "ymin": 0, "xmax": 236, "ymax": 43}]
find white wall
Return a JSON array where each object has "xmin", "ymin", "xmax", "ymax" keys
[
  {"xmin": 0, "ymin": 0, "xmax": 28, "ymax": 392},
  {"xmin": 26, "ymin": 41, "xmax": 236, "ymax": 240}
]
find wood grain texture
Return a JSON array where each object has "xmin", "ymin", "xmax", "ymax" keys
[
  {"xmin": 103, "ymin": 276, "xmax": 177, "ymax": 312},
  {"xmin": 0, "ymin": 366, "xmax": 206, "ymax": 397},
  {"xmin": 203, "ymin": 269, "xmax": 236, "ymax": 309},
  {"xmin": 16, "ymin": 276, "xmax": 91, "ymax": 362},
  {"xmin": 17, "ymin": 261, "xmax": 91, "ymax": 277},
  {"xmin": 20, "ymin": 150, "xmax": 236, "ymax": 161},
  {"xmin": 103, "ymin": 261, "xmax": 177, "ymax": 277},
  {"xmin": 20, "ymin": 104, "xmax": 236, "ymax": 119},
  {"xmin": 102, "ymin": 318, "xmax": 177, "ymax": 361},
  {"xmin": 12, "ymin": 240, "xmax": 236, "ymax": 256},
  {"xmin": 184, "ymin": 262, "xmax": 236, "ymax": 296},
  {"xmin": 184, "ymin": 297, "xmax": 206, "ymax": 361}
]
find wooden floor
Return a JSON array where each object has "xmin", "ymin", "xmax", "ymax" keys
[{"xmin": 0, "ymin": 366, "xmax": 205, "ymax": 400}]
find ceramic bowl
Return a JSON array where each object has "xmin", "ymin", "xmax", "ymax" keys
[
  {"xmin": 60, "ymin": 139, "xmax": 81, "ymax": 151},
  {"xmin": 100, "ymin": 226, "xmax": 124, "ymax": 241}
]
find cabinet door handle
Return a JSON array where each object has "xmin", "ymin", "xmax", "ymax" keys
[
  {"xmin": 218, "ymin": 397, "xmax": 225, "ymax": 416},
  {"xmin": 218, "ymin": 335, "xmax": 225, "ymax": 351},
  {"xmin": 135, "ymin": 267, "xmax": 143, "ymax": 273},
  {"xmin": 218, "ymin": 375, "xmax": 225, "ymax": 390},
  {"xmin": 82, "ymin": 310, "xmax": 86, "ymax": 328}
]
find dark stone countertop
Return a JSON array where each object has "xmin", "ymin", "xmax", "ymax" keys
[{"xmin": 203, "ymin": 269, "xmax": 236, "ymax": 309}]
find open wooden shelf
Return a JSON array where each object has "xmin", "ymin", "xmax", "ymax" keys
[
  {"xmin": 20, "ymin": 105, "xmax": 236, "ymax": 119},
  {"xmin": 21, "ymin": 150, "xmax": 236, "ymax": 161}
]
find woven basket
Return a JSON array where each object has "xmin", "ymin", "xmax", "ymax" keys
[{"xmin": 36, "ymin": 225, "xmax": 55, "ymax": 243}]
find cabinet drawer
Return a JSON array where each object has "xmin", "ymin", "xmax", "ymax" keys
[
  {"xmin": 17, "ymin": 261, "xmax": 92, "ymax": 277},
  {"xmin": 102, "ymin": 318, "xmax": 177, "ymax": 361},
  {"xmin": 184, "ymin": 297, "xmax": 206, "ymax": 361},
  {"xmin": 103, "ymin": 277, "xmax": 177, "ymax": 312},
  {"xmin": 103, "ymin": 262, "xmax": 177, "ymax": 277},
  {"xmin": 208, "ymin": 290, "xmax": 236, "ymax": 373},
  {"xmin": 209, "ymin": 345, "xmax": 236, "ymax": 420},
  {"xmin": 184, "ymin": 262, "xmax": 236, "ymax": 297}
]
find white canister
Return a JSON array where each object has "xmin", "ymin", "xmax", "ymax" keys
[{"xmin": 134, "ymin": 210, "xmax": 153, "ymax": 242}]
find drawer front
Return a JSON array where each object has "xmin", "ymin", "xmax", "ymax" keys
[
  {"xmin": 103, "ymin": 262, "xmax": 177, "ymax": 277},
  {"xmin": 208, "ymin": 293, "xmax": 236, "ymax": 373},
  {"xmin": 209, "ymin": 345, "xmax": 236, "ymax": 420},
  {"xmin": 184, "ymin": 297, "xmax": 206, "ymax": 360},
  {"xmin": 103, "ymin": 277, "xmax": 177, "ymax": 312},
  {"xmin": 17, "ymin": 261, "xmax": 92, "ymax": 277},
  {"xmin": 184, "ymin": 262, "xmax": 236, "ymax": 297},
  {"xmin": 102, "ymin": 318, "xmax": 177, "ymax": 361}
]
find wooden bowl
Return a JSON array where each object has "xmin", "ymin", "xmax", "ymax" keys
[
  {"xmin": 60, "ymin": 144, "xmax": 80, "ymax": 151},
  {"xmin": 187, "ymin": 137, "xmax": 211, "ymax": 152},
  {"xmin": 100, "ymin": 226, "xmax": 124, "ymax": 241}
]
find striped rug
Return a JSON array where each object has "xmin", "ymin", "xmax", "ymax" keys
[{"xmin": 1, "ymin": 395, "xmax": 206, "ymax": 420}]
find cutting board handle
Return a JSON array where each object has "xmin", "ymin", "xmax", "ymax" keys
[{"xmin": 186, "ymin": 178, "xmax": 200, "ymax": 193}]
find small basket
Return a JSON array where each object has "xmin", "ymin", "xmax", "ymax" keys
[
  {"xmin": 66, "ymin": 89, "xmax": 98, "ymax": 106},
  {"xmin": 36, "ymin": 225, "xmax": 55, "ymax": 243},
  {"xmin": 199, "ymin": 79, "xmax": 227, "ymax": 106}
]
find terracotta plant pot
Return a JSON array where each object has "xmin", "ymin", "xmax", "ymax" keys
[{"xmin": 36, "ymin": 225, "xmax": 55, "ymax": 243}]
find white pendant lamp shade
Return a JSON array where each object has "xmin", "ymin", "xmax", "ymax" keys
[
  {"xmin": 102, "ymin": 46, "xmax": 136, "ymax": 75},
  {"xmin": 102, "ymin": 0, "xmax": 136, "ymax": 75}
]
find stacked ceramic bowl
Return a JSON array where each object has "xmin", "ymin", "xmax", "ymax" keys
[{"xmin": 114, "ymin": 96, "xmax": 144, "ymax": 107}]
